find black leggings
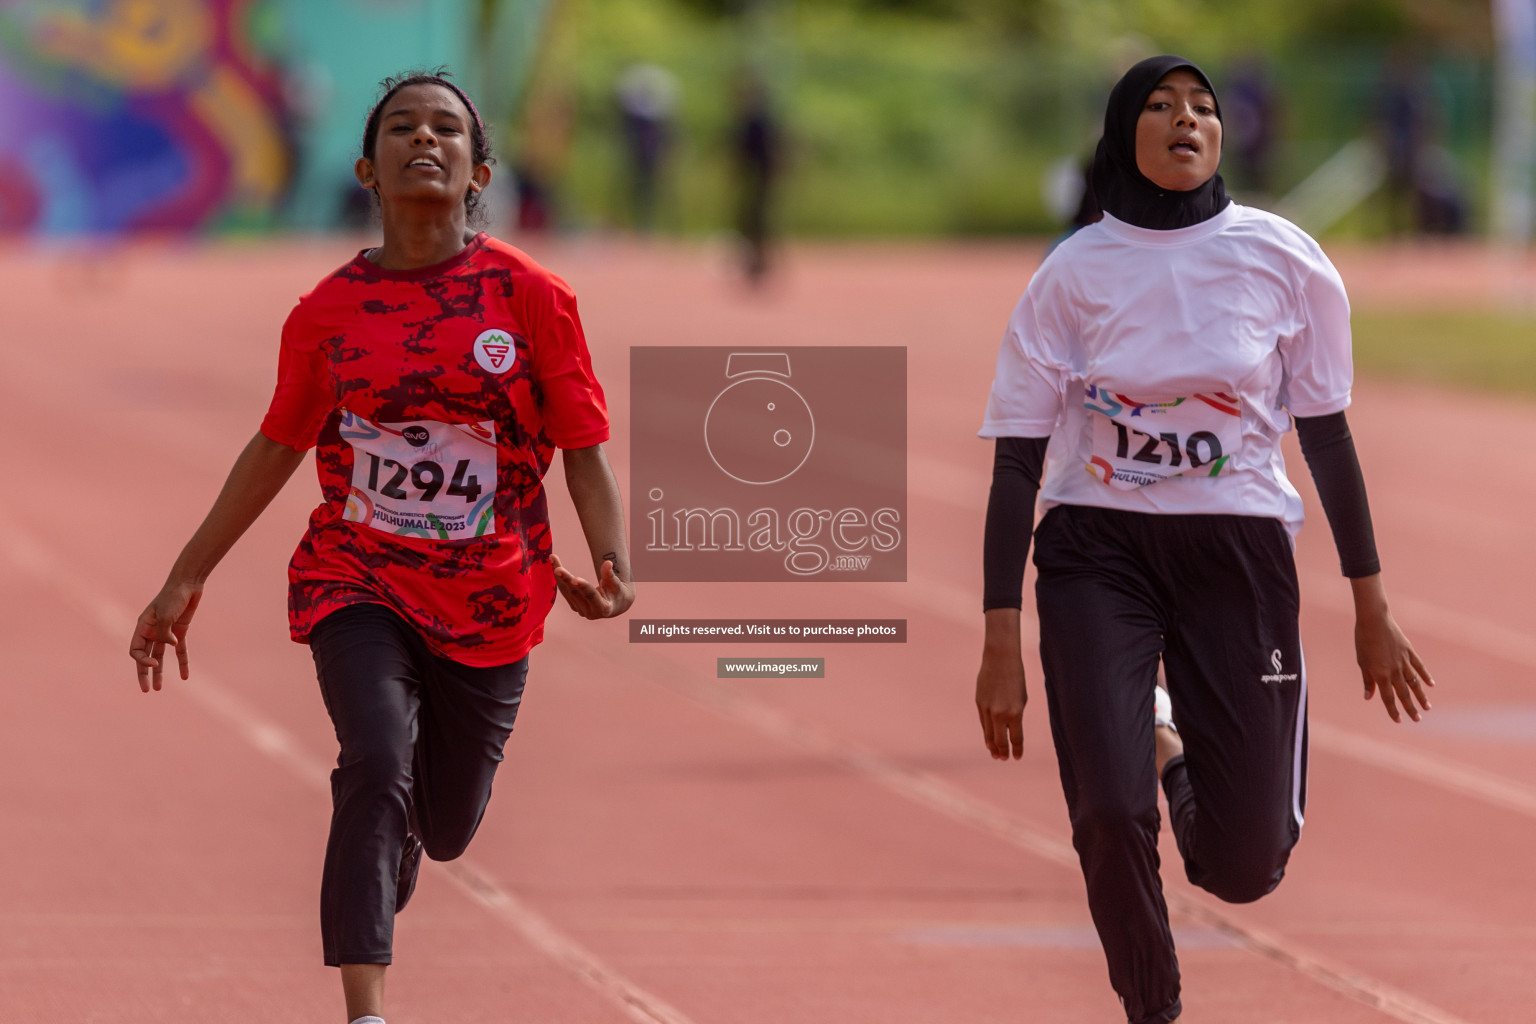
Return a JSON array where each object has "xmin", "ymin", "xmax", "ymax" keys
[
  {"xmin": 308, "ymin": 602, "xmax": 529, "ymax": 966},
  {"xmin": 1033, "ymin": 505, "xmax": 1308, "ymax": 1024}
]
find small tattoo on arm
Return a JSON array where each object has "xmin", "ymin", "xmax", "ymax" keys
[{"xmin": 603, "ymin": 551, "xmax": 626, "ymax": 579}]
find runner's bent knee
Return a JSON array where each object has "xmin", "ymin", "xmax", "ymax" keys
[
  {"xmin": 1193, "ymin": 857, "xmax": 1288, "ymax": 904},
  {"xmin": 1186, "ymin": 825, "xmax": 1296, "ymax": 903},
  {"xmin": 421, "ymin": 827, "xmax": 478, "ymax": 862}
]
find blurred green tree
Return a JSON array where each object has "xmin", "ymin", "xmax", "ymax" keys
[{"xmin": 512, "ymin": 0, "xmax": 1495, "ymax": 237}]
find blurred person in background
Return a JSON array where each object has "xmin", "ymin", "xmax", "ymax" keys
[
  {"xmin": 975, "ymin": 55, "xmax": 1433, "ymax": 1024},
  {"xmin": 514, "ymin": 83, "xmax": 576, "ymax": 235},
  {"xmin": 1373, "ymin": 52, "xmax": 1469, "ymax": 237},
  {"xmin": 1375, "ymin": 51, "xmax": 1431, "ymax": 236},
  {"xmin": 731, "ymin": 68, "xmax": 783, "ymax": 286},
  {"xmin": 1413, "ymin": 142, "xmax": 1469, "ymax": 234},
  {"xmin": 130, "ymin": 70, "xmax": 633, "ymax": 1024},
  {"xmin": 1221, "ymin": 57, "xmax": 1277, "ymax": 196},
  {"xmin": 616, "ymin": 63, "xmax": 678, "ymax": 232}
]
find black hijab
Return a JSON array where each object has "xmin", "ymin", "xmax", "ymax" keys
[{"xmin": 1087, "ymin": 55, "xmax": 1229, "ymax": 231}]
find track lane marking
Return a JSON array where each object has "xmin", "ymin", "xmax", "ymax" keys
[
  {"xmin": 565, "ymin": 635, "xmax": 1478, "ymax": 1024},
  {"xmin": 1310, "ymin": 721, "xmax": 1536, "ymax": 819},
  {"xmin": 12, "ymin": 523, "xmax": 1512, "ymax": 1024},
  {"xmin": 2, "ymin": 528, "xmax": 701, "ymax": 1024}
]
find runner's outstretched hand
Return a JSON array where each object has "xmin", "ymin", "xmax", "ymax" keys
[
  {"xmin": 551, "ymin": 553, "xmax": 634, "ymax": 619},
  {"xmin": 559, "ymin": 444, "xmax": 634, "ymax": 621},
  {"xmin": 126, "ymin": 431, "xmax": 306, "ymax": 693},
  {"xmin": 130, "ymin": 582, "xmax": 203, "ymax": 692},
  {"xmin": 1351, "ymin": 574, "xmax": 1434, "ymax": 723}
]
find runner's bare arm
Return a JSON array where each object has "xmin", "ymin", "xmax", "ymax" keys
[
  {"xmin": 977, "ymin": 608, "xmax": 1028, "ymax": 760},
  {"xmin": 1349, "ymin": 573, "xmax": 1434, "ymax": 724},
  {"xmin": 130, "ymin": 431, "xmax": 307, "ymax": 692},
  {"xmin": 554, "ymin": 443, "xmax": 635, "ymax": 620}
]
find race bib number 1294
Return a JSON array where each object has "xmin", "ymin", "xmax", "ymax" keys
[
  {"xmin": 1083, "ymin": 385, "xmax": 1240, "ymax": 490},
  {"xmin": 339, "ymin": 411, "xmax": 497, "ymax": 539}
]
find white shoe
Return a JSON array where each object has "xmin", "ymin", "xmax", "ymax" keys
[
  {"xmin": 1154, "ymin": 686, "xmax": 1177, "ymax": 733},
  {"xmin": 349, "ymin": 1017, "xmax": 386, "ymax": 1024}
]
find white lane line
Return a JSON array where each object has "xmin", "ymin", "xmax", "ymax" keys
[
  {"xmin": 2, "ymin": 529, "xmax": 701, "ymax": 1024},
  {"xmin": 435, "ymin": 859, "xmax": 697, "ymax": 1024},
  {"xmin": 1311, "ymin": 720, "xmax": 1536, "ymax": 820},
  {"xmin": 578, "ymin": 638, "xmax": 1478, "ymax": 1024}
]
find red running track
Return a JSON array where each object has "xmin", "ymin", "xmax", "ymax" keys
[{"xmin": 1, "ymin": 238, "xmax": 1532, "ymax": 1024}]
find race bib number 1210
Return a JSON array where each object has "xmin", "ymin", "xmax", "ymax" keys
[
  {"xmin": 339, "ymin": 411, "xmax": 497, "ymax": 539},
  {"xmin": 1083, "ymin": 385, "xmax": 1241, "ymax": 490}
]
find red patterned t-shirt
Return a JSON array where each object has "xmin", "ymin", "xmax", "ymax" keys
[{"xmin": 260, "ymin": 234, "xmax": 609, "ymax": 666}]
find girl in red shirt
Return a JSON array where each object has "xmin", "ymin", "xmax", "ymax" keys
[{"xmin": 130, "ymin": 71, "xmax": 633, "ymax": 1024}]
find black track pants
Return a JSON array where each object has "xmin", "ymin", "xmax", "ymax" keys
[
  {"xmin": 308, "ymin": 603, "xmax": 529, "ymax": 966},
  {"xmin": 1032, "ymin": 505, "xmax": 1308, "ymax": 1024}
]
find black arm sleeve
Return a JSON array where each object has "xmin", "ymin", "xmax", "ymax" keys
[
  {"xmin": 1294, "ymin": 411, "xmax": 1381, "ymax": 578},
  {"xmin": 982, "ymin": 436, "xmax": 1050, "ymax": 611}
]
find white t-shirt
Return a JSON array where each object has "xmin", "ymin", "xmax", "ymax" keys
[{"xmin": 979, "ymin": 203, "xmax": 1353, "ymax": 535}]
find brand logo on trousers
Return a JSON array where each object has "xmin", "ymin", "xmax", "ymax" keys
[{"xmin": 1262, "ymin": 648, "xmax": 1299, "ymax": 684}]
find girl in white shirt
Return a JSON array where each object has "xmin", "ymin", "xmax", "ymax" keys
[{"xmin": 975, "ymin": 55, "xmax": 1433, "ymax": 1024}]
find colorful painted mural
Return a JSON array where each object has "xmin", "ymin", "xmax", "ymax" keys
[{"xmin": 0, "ymin": 0, "xmax": 295, "ymax": 233}]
